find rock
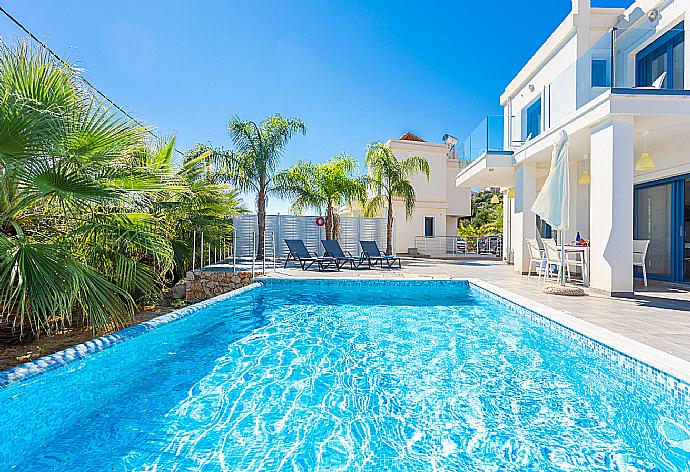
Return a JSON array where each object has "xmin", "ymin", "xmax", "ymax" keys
[
  {"xmin": 170, "ymin": 281, "xmax": 186, "ymax": 299},
  {"xmin": 543, "ymin": 285, "xmax": 586, "ymax": 296}
]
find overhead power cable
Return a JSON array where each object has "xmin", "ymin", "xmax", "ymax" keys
[{"xmin": 0, "ymin": 5, "xmax": 184, "ymax": 156}]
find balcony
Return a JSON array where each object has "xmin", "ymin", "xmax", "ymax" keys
[
  {"xmin": 611, "ymin": 24, "xmax": 687, "ymax": 92},
  {"xmin": 459, "ymin": 115, "xmax": 506, "ymax": 163},
  {"xmin": 456, "ymin": 115, "xmax": 514, "ymax": 188}
]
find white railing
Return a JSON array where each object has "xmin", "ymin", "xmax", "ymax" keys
[
  {"xmin": 191, "ymin": 229, "xmax": 278, "ymax": 277},
  {"xmin": 414, "ymin": 235, "xmax": 502, "ymax": 259}
]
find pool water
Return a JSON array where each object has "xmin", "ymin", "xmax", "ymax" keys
[{"xmin": 1, "ymin": 280, "xmax": 689, "ymax": 471}]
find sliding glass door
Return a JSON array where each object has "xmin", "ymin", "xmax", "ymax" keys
[
  {"xmin": 685, "ymin": 180, "xmax": 690, "ymax": 282},
  {"xmin": 634, "ymin": 184, "xmax": 673, "ymax": 278},
  {"xmin": 634, "ymin": 176, "xmax": 688, "ymax": 283}
]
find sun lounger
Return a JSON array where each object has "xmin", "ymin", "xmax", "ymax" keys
[
  {"xmin": 360, "ymin": 240, "xmax": 401, "ymax": 269},
  {"xmin": 321, "ymin": 239, "xmax": 368, "ymax": 269},
  {"xmin": 284, "ymin": 239, "xmax": 339, "ymax": 271}
]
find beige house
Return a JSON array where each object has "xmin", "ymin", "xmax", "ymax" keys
[{"xmin": 346, "ymin": 132, "xmax": 471, "ymax": 253}]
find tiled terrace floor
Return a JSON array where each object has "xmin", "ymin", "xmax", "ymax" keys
[{"xmin": 268, "ymin": 257, "xmax": 690, "ymax": 363}]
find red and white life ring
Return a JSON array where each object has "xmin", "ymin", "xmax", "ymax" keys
[{"xmin": 315, "ymin": 216, "xmax": 325, "ymax": 227}]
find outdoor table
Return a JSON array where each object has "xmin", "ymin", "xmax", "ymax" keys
[{"xmin": 560, "ymin": 244, "xmax": 590, "ymax": 287}]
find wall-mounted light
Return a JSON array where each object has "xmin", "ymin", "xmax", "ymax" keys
[
  {"xmin": 648, "ymin": 9, "xmax": 659, "ymax": 22},
  {"xmin": 635, "ymin": 130, "xmax": 655, "ymax": 171}
]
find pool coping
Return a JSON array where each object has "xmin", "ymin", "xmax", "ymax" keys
[
  {"xmin": 0, "ymin": 283, "xmax": 263, "ymax": 389},
  {"xmin": 2, "ymin": 276, "xmax": 689, "ymax": 391},
  {"xmin": 467, "ymin": 278, "xmax": 690, "ymax": 386}
]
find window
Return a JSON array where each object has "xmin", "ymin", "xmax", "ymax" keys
[
  {"xmin": 591, "ymin": 59, "xmax": 608, "ymax": 87},
  {"xmin": 424, "ymin": 217, "xmax": 435, "ymax": 237},
  {"xmin": 636, "ymin": 22, "xmax": 685, "ymax": 89},
  {"xmin": 525, "ymin": 98, "xmax": 542, "ymax": 139},
  {"xmin": 536, "ymin": 215, "xmax": 552, "ymax": 239}
]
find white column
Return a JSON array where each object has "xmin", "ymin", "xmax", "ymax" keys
[
  {"xmin": 575, "ymin": 159, "xmax": 591, "ymax": 239},
  {"xmin": 564, "ymin": 160, "xmax": 579, "ymax": 243},
  {"xmin": 502, "ymin": 193, "xmax": 512, "ymax": 263},
  {"xmin": 589, "ymin": 116, "xmax": 634, "ymax": 296},
  {"xmin": 685, "ymin": 21, "xmax": 690, "ymax": 91},
  {"xmin": 512, "ymin": 164, "xmax": 537, "ymax": 274}
]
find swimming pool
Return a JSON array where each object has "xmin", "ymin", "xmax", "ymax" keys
[{"xmin": 1, "ymin": 279, "xmax": 689, "ymax": 471}]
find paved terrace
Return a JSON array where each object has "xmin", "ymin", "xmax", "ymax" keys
[{"xmin": 266, "ymin": 258, "xmax": 690, "ymax": 363}]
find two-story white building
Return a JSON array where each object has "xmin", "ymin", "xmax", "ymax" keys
[
  {"xmin": 346, "ymin": 132, "xmax": 471, "ymax": 253},
  {"xmin": 457, "ymin": 0, "xmax": 690, "ymax": 295}
]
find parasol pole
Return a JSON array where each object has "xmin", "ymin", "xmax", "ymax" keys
[{"xmin": 560, "ymin": 147, "xmax": 567, "ymax": 286}]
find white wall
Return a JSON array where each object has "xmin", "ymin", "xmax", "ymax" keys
[
  {"xmin": 382, "ymin": 139, "xmax": 472, "ymax": 253},
  {"xmin": 447, "ymin": 161, "xmax": 472, "ymax": 216},
  {"xmin": 502, "ymin": 0, "xmax": 621, "ymax": 148},
  {"xmin": 390, "ymin": 203, "xmax": 448, "ymax": 252}
]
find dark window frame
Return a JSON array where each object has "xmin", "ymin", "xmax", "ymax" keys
[
  {"xmin": 636, "ymin": 22, "xmax": 685, "ymax": 89},
  {"xmin": 424, "ymin": 217, "xmax": 435, "ymax": 237},
  {"xmin": 591, "ymin": 59, "xmax": 609, "ymax": 87},
  {"xmin": 525, "ymin": 98, "xmax": 542, "ymax": 139}
]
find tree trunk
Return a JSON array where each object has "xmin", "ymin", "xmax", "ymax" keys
[
  {"xmin": 332, "ymin": 214, "xmax": 340, "ymax": 241},
  {"xmin": 325, "ymin": 203, "xmax": 334, "ymax": 240},
  {"xmin": 386, "ymin": 194, "xmax": 393, "ymax": 255},
  {"xmin": 256, "ymin": 189, "xmax": 266, "ymax": 260}
]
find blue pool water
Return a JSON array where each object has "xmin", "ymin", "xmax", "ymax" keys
[{"xmin": 1, "ymin": 279, "xmax": 689, "ymax": 471}]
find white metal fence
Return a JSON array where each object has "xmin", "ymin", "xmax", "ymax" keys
[
  {"xmin": 189, "ymin": 214, "xmax": 390, "ymax": 275},
  {"xmin": 232, "ymin": 214, "xmax": 388, "ymax": 259},
  {"xmin": 414, "ymin": 235, "xmax": 502, "ymax": 259}
]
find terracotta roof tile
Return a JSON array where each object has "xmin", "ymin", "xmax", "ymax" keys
[{"xmin": 399, "ymin": 132, "xmax": 425, "ymax": 142}]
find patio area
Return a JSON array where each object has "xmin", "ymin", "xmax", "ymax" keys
[{"xmin": 270, "ymin": 257, "xmax": 690, "ymax": 363}]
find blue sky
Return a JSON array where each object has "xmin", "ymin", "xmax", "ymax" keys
[{"xmin": 1, "ymin": 0, "xmax": 627, "ymax": 213}]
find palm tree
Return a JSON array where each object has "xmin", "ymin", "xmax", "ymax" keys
[
  {"xmin": 160, "ymin": 144, "xmax": 246, "ymax": 280},
  {"xmin": 214, "ymin": 115, "xmax": 305, "ymax": 259},
  {"xmin": 0, "ymin": 41, "xmax": 248, "ymax": 338},
  {"xmin": 364, "ymin": 142, "xmax": 430, "ymax": 255},
  {"xmin": 275, "ymin": 155, "xmax": 366, "ymax": 240},
  {"xmin": 0, "ymin": 41, "xmax": 165, "ymax": 335}
]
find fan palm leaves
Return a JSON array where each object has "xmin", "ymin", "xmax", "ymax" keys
[
  {"xmin": 155, "ymin": 145, "xmax": 246, "ymax": 280},
  {"xmin": 275, "ymin": 154, "xmax": 366, "ymax": 239},
  {"xmin": 364, "ymin": 142, "xmax": 430, "ymax": 255},
  {"xmin": 0, "ymin": 41, "xmax": 246, "ymax": 337}
]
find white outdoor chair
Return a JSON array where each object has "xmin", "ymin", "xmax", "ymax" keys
[
  {"xmin": 652, "ymin": 71, "xmax": 667, "ymax": 89},
  {"xmin": 563, "ymin": 243, "xmax": 585, "ymax": 282},
  {"xmin": 633, "ymin": 239, "xmax": 650, "ymax": 287},
  {"xmin": 543, "ymin": 239, "xmax": 571, "ymax": 282},
  {"xmin": 526, "ymin": 239, "xmax": 546, "ymax": 281},
  {"xmin": 635, "ymin": 71, "xmax": 667, "ymax": 90}
]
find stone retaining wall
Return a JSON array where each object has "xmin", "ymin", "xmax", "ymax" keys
[{"xmin": 185, "ymin": 270, "xmax": 259, "ymax": 303}]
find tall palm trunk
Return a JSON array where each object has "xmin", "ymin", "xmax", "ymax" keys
[
  {"xmin": 332, "ymin": 214, "xmax": 340, "ymax": 241},
  {"xmin": 256, "ymin": 188, "xmax": 266, "ymax": 260},
  {"xmin": 325, "ymin": 203, "xmax": 334, "ymax": 240},
  {"xmin": 386, "ymin": 194, "xmax": 393, "ymax": 255}
]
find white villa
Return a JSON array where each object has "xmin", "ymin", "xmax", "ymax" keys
[
  {"xmin": 346, "ymin": 132, "xmax": 471, "ymax": 253},
  {"xmin": 456, "ymin": 0, "xmax": 690, "ymax": 296}
]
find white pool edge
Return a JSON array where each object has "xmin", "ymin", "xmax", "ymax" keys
[{"xmin": 468, "ymin": 277, "xmax": 690, "ymax": 385}]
